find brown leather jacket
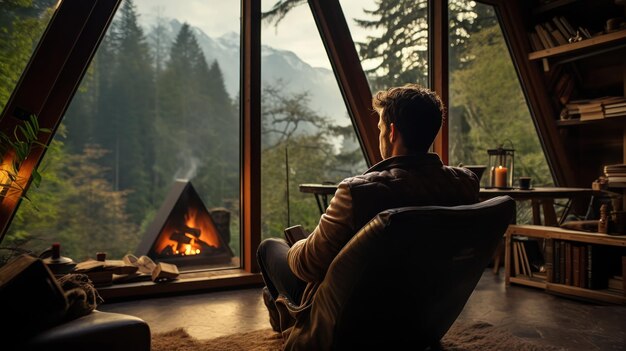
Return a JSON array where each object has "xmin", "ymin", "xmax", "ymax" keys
[{"xmin": 287, "ymin": 153, "xmax": 479, "ymax": 308}]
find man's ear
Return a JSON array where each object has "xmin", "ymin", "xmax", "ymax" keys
[{"xmin": 389, "ymin": 123, "xmax": 397, "ymax": 142}]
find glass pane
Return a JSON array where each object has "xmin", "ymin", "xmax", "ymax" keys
[
  {"xmin": 340, "ymin": 0, "xmax": 430, "ymax": 93},
  {"xmin": 261, "ymin": 1, "xmax": 367, "ymax": 240},
  {"xmin": 5, "ymin": 0, "xmax": 241, "ymax": 273},
  {"xmin": 0, "ymin": 0, "xmax": 58, "ymax": 113},
  {"xmin": 447, "ymin": 1, "xmax": 555, "ymax": 224}
]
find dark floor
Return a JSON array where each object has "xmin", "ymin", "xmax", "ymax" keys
[{"xmin": 99, "ymin": 269, "xmax": 626, "ymax": 350}]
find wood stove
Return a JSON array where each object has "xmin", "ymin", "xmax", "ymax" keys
[{"xmin": 136, "ymin": 180, "xmax": 233, "ymax": 268}]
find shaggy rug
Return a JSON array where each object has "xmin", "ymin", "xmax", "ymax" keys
[{"xmin": 152, "ymin": 321, "xmax": 565, "ymax": 351}]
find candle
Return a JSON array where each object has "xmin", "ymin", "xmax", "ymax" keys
[{"xmin": 494, "ymin": 166, "xmax": 508, "ymax": 188}]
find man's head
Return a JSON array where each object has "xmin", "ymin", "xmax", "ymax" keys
[{"xmin": 372, "ymin": 83, "xmax": 444, "ymax": 159}]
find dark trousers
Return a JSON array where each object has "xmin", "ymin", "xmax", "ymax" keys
[{"xmin": 256, "ymin": 238, "xmax": 307, "ymax": 303}]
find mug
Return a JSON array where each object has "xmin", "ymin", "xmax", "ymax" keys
[{"xmin": 518, "ymin": 177, "xmax": 532, "ymax": 190}]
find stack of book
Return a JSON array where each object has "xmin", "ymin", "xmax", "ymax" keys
[
  {"xmin": 74, "ymin": 259, "xmax": 139, "ymax": 287},
  {"xmin": 604, "ymin": 164, "xmax": 626, "ymax": 187},
  {"xmin": 604, "ymin": 99, "xmax": 626, "ymax": 118},
  {"xmin": 565, "ymin": 96, "xmax": 626, "ymax": 121},
  {"xmin": 528, "ymin": 15, "xmax": 589, "ymax": 51}
]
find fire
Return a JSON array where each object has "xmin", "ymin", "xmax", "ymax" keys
[{"xmin": 154, "ymin": 204, "xmax": 222, "ymax": 257}]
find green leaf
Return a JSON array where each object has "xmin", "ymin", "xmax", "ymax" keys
[{"xmin": 32, "ymin": 170, "xmax": 42, "ymax": 187}]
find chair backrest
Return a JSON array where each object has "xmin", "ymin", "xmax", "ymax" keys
[{"xmin": 284, "ymin": 196, "xmax": 515, "ymax": 351}]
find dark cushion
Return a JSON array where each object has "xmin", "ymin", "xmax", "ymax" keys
[{"xmin": 24, "ymin": 310, "xmax": 150, "ymax": 351}]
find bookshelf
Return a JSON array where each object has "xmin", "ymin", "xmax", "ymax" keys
[
  {"xmin": 528, "ymin": 29, "xmax": 626, "ymax": 62},
  {"xmin": 505, "ymin": 224, "xmax": 626, "ymax": 304},
  {"xmin": 524, "ymin": 0, "xmax": 626, "ymax": 202}
]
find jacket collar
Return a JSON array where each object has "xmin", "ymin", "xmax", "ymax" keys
[{"xmin": 363, "ymin": 153, "xmax": 443, "ymax": 174}]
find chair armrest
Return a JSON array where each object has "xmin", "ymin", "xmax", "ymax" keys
[{"xmin": 25, "ymin": 310, "xmax": 150, "ymax": 351}]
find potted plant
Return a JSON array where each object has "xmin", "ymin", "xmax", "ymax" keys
[{"xmin": 0, "ymin": 114, "xmax": 50, "ymax": 201}]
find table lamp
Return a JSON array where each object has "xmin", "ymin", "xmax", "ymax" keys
[{"xmin": 487, "ymin": 146, "xmax": 514, "ymax": 189}]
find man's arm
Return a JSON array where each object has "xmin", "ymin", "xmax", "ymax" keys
[{"xmin": 287, "ymin": 181, "xmax": 356, "ymax": 283}]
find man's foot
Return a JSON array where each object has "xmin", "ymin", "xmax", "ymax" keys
[{"xmin": 262, "ymin": 287, "xmax": 281, "ymax": 332}]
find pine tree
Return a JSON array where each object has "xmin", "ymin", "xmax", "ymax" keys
[
  {"xmin": 94, "ymin": 0, "xmax": 155, "ymax": 223},
  {"xmin": 157, "ymin": 23, "xmax": 240, "ymax": 208},
  {"xmin": 262, "ymin": 0, "xmax": 495, "ymax": 91},
  {"xmin": 0, "ymin": 0, "xmax": 56, "ymax": 111}
]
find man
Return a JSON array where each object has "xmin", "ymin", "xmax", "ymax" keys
[{"xmin": 256, "ymin": 83, "xmax": 480, "ymax": 333}]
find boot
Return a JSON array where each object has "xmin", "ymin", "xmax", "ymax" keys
[{"xmin": 262, "ymin": 287, "xmax": 281, "ymax": 332}]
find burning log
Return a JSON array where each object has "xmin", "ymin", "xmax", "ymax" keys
[
  {"xmin": 181, "ymin": 225, "xmax": 201, "ymax": 238},
  {"xmin": 169, "ymin": 231, "xmax": 192, "ymax": 244},
  {"xmin": 160, "ymin": 245, "xmax": 175, "ymax": 256}
]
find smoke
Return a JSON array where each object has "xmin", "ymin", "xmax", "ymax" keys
[{"xmin": 174, "ymin": 152, "xmax": 201, "ymax": 181}]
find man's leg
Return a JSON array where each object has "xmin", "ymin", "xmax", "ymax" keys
[{"xmin": 256, "ymin": 238, "xmax": 306, "ymax": 331}]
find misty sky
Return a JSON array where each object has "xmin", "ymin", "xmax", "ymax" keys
[{"xmin": 134, "ymin": 0, "xmax": 376, "ymax": 69}]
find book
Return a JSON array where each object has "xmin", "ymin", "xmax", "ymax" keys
[
  {"xmin": 608, "ymin": 276, "xmax": 623, "ymax": 291},
  {"xmin": 85, "ymin": 270, "xmax": 114, "ymax": 286},
  {"xmin": 607, "ymin": 176, "xmax": 626, "ymax": 183},
  {"xmin": 558, "ymin": 16, "xmax": 577, "ymax": 38},
  {"xmin": 577, "ymin": 103, "xmax": 603, "ymax": 113},
  {"xmin": 559, "ymin": 240, "xmax": 566, "ymax": 284},
  {"xmin": 520, "ymin": 241, "xmax": 533, "ymax": 277},
  {"xmin": 550, "ymin": 28, "xmax": 568, "ymax": 45},
  {"xmin": 534, "ymin": 24, "xmax": 554, "ymax": 48},
  {"xmin": 513, "ymin": 240, "xmax": 520, "ymax": 276},
  {"xmin": 552, "ymin": 16, "xmax": 572, "ymax": 42},
  {"xmin": 604, "ymin": 106, "xmax": 626, "ymax": 117},
  {"xmin": 578, "ymin": 243, "xmax": 587, "ymax": 288},
  {"xmin": 74, "ymin": 259, "xmax": 138, "ymax": 275},
  {"xmin": 516, "ymin": 242, "xmax": 529, "ymax": 276},
  {"xmin": 565, "ymin": 241, "xmax": 572, "ymax": 286},
  {"xmin": 519, "ymin": 238, "xmax": 546, "ymax": 273},
  {"xmin": 586, "ymin": 244, "xmax": 609, "ymax": 289},
  {"xmin": 552, "ymin": 241, "xmax": 560, "ymax": 283},
  {"xmin": 529, "ymin": 32, "xmax": 545, "ymax": 51},
  {"xmin": 579, "ymin": 110, "xmax": 604, "ymax": 121},
  {"xmin": 553, "ymin": 71, "xmax": 575, "ymax": 106},
  {"xmin": 151, "ymin": 262, "xmax": 179, "ymax": 282},
  {"xmin": 544, "ymin": 239, "xmax": 554, "ymax": 283},
  {"xmin": 605, "ymin": 101, "xmax": 626, "ymax": 109},
  {"xmin": 284, "ymin": 225, "xmax": 309, "ymax": 246}
]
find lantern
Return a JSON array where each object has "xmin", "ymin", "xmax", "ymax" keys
[{"xmin": 487, "ymin": 146, "xmax": 514, "ymax": 189}]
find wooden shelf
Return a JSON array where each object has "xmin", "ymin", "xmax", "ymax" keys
[
  {"xmin": 507, "ymin": 225, "xmax": 626, "ymax": 244},
  {"xmin": 509, "ymin": 276, "xmax": 547, "ymax": 289},
  {"xmin": 555, "ymin": 115, "xmax": 626, "ymax": 127},
  {"xmin": 504, "ymin": 225, "xmax": 626, "ymax": 304},
  {"xmin": 510, "ymin": 277, "xmax": 626, "ymax": 304},
  {"xmin": 546, "ymin": 282, "xmax": 626, "ymax": 304},
  {"xmin": 528, "ymin": 29, "xmax": 626, "ymax": 61}
]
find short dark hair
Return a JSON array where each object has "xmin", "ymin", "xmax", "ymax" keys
[{"xmin": 372, "ymin": 83, "xmax": 445, "ymax": 153}]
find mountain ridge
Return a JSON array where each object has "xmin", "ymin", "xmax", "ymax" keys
[{"xmin": 141, "ymin": 18, "xmax": 349, "ymax": 125}]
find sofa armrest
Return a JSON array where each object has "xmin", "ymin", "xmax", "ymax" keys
[{"xmin": 24, "ymin": 310, "xmax": 150, "ymax": 351}]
